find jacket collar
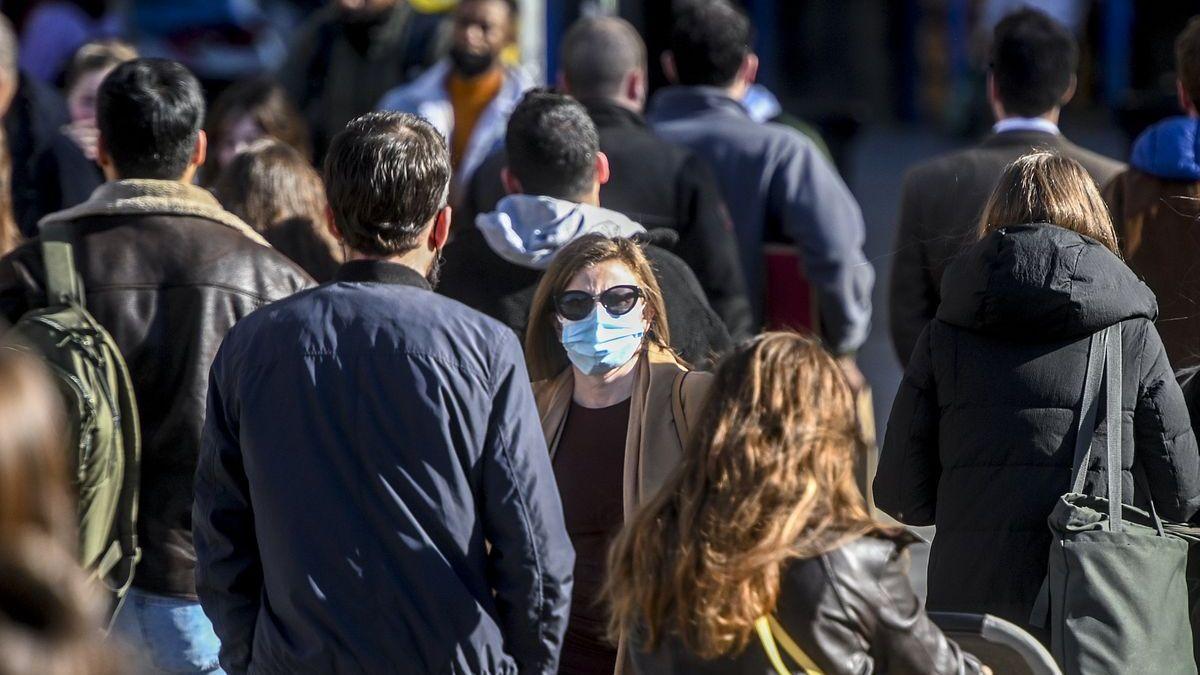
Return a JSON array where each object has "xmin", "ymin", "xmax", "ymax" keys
[
  {"xmin": 39, "ymin": 179, "xmax": 268, "ymax": 246},
  {"xmin": 979, "ymin": 129, "xmax": 1067, "ymax": 151},
  {"xmin": 647, "ymin": 85, "xmax": 749, "ymax": 123},
  {"xmin": 579, "ymin": 97, "xmax": 646, "ymax": 130},
  {"xmin": 334, "ymin": 259, "xmax": 432, "ymax": 290}
]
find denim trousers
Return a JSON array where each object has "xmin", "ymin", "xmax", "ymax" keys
[{"xmin": 111, "ymin": 587, "xmax": 226, "ymax": 674}]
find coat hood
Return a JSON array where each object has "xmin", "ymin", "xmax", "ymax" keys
[
  {"xmin": 937, "ymin": 224, "xmax": 1156, "ymax": 340},
  {"xmin": 1130, "ymin": 115, "xmax": 1200, "ymax": 180},
  {"xmin": 475, "ymin": 194, "xmax": 646, "ymax": 270}
]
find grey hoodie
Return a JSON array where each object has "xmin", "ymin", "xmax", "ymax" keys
[{"xmin": 475, "ymin": 194, "xmax": 646, "ymax": 270}]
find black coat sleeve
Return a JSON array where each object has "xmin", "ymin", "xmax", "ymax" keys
[
  {"xmin": 193, "ymin": 340, "xmax": 262, "ymax": 675},
  {"xmin": 672, "ymin": 154, "xmax": 755, "ymax": 340},
  {"xmin": 646, "ymin": 245, "xmax": 733, "ymax": 368},
  {"xmin": 889, "ymin": 170, "xmax": 939, "ymax": 369},
  {"xmin": 875, "ymin": 325, "xmax": 941, "ymax": 525},
  {"xmin": 481, "ymin": 333, "xmax": 574, "ymax": 675},
  {"xmin": 1131, "ymin": 322, "xmax": 1200, "ymax": 522}
]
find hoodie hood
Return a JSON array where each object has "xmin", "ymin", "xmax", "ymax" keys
[
  {"xmin": 475, "ymin": 195, "xmax": 646, "ymax": 270},
  {"xmin": 1131, "ymin": 115, "xmax": 1200, "ymax": 180},
  {"xmin": 937, "ymin": 224, "xmax": 1157, "ymax": 341}
]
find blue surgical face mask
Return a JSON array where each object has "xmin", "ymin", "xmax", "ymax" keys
[{"xmin": 560, "ymin": 303, "xmax": 646, "ymax": 376}]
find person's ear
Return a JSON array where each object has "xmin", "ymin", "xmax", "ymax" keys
[
  {"xmin": 595, "ymin": 151, "xmax": 610, "ymax": 186},
  {"xmin": 740, "ymin": 53, "xmax": 759, "ymax": 87},
  {"xmin": 661, "ymin": 51, "xmax": 678, "ymax": 84},
  {"xmin": 430, "ymin": 205, "xmax": 452, "ymax": 250},
  {"xmin": 192, "ymin": 129, "xmax": 208, "ymax": 169},
  {"xmin": 501, "ymin": 167, "xmax": 523, "ymax": 195},
  {"xmin": 1179, "ymin": 79, "xmax": 1198, "ymax": 116},
  {"xmin": 325, "ymin": 205, "xmax": 343, "ymax": 243},
  {"xmin": 626, "ymin": 67, "xmax": 647, "ymax": 108},
  {"xmin": 96, "ymin": 133, "xmax": 119, "ymax": 181},
  {"xmin": 986, "ymin": 71, "xmax": 1004, "ymax": 119},
  {"xmin": 557, "ymin": 71, "xmax": 571, "ymax": 95},
  {"xmin": 1060, "ymin": 74, "xmax": 1077, "ymax": 107}
]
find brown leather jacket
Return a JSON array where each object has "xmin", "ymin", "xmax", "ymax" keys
[
  {"xmin": 628, "ymin": 531, "xmax": 983, "ymax": 675},
  {"xmin": 0, "ymin": 180, "xmax": 313, "ymax": 598}
]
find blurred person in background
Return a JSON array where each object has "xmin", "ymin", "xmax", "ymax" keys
[
  {"xmin": 0, "ymin": 15, "xmax": 69, "ymax": 237},
  {"xmin": 377, "ymin": 0, "xmax": 530, "ymax": 200},
  {"xmin": 17, "ymin": 0, "xmax": 120, "ymax": 86},
  {"xmin": 0, "ymin": 58, "xmax": 311, "ymax": 674},
  {"xmin": 439, "ymin": 89, "xmax": 732, "ymax": 366},
  {"xmin": 606, "ymin": 333, "xmax": 983, "ymax": 674},
  {"xmin": 524, "ymin": 234, "xmax": 712, "ymax": 674},
  {"xmin": 213, "ymin": 138, "xmax": 343, "ymax": 281},
  {"xmin": 889, "ymin": 8, "xmax": 1124, "ymax": 369},
  {"xmin": 1104, "ymin": 16, "xmax": 1200, "ymax": 369},
  {"xmin": 279, "ymin": 0, "xmax": 445, "ymax": 160},
  {"xmin": 464, "ymin": 16, "xmax": 754, "ymax": 341},
  {"xmin": 198, "ymin": 75, "xmax": 312, "ymax": 186},
  {"xmin": 30, "ymin": 39, "xmax": 137, "ymax": 225},
  {"xmin": 648, "ymin": 0, "xmax": 872, "ymax": 384},
  {"xmin": 195, "ymin": 111, "xmax": 572, "ymax": 674},
  {"xmin": 0, "ymin": 347, "xmax": 123, "ymax": 675},
  {"xmin": 876, "ymin": 153, "xmax": 1200, "ymax": 634},
  {"xmin": 0, "ymin": 129, "xmax": 18, "ymax": 258}
]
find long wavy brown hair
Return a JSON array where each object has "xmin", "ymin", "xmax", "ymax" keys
[
  {"xmin": 525, "ymin": 234, "xmax": 672, "ymax": 381},
  {"xmin": 979, "ymin": 151, "xmax": 1120, "ymax": 254},
  {"xmin": 604, "ymin": 332, "xmax": 875, "ymax": 659}
]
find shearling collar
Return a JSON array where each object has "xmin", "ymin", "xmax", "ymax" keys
[{"xmin": 39, "ymin": 179, "xmax": 269, "ymax": 246}]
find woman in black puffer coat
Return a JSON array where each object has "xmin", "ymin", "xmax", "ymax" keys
[{"xmin": 876, "ymin": 152, "xmax": 1200, "ymax": 634}]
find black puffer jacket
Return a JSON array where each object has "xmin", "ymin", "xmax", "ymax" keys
[
  {"xmin": 629, "ymin": 530, "xmax": 982, "ymax": 674},
  {"xmin": 876, "ymin": 224, "xmax": 1200, "ymax": 630}
]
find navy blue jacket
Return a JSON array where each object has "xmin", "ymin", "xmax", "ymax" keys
[{"xmin": 194, "ymin": 260, "xmax": 574, "ymax": 674}]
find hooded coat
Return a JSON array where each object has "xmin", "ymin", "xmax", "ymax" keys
[
  {"xmin": 438, "ymin": 195, "xmax": 732, "ymax": 366},
  {"xmin": 1103, "ymin": 115, "xmax": 1200, "ymax": 367},
  {"xmin": 876, "ymin": 224, "xmax": 1200, "ymax": 631}
]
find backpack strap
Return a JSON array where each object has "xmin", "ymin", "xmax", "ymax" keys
[
  {"xmin": 756, "ymin": 615, "xmax": 825, "ymax": 674},
  {"xmin": 39, "ymin": 221, "xmax": 83, "ymax": 306},
  {"xmin": 671, "ymin": 370, "xmax": 711, "ymax": 450},
  {"xmin": 671, "ymin": 371, "xmax": 690, "ymax": 450}
]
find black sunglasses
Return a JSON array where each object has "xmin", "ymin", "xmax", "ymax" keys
[{"xmin": 554, "ymin": 285, "xmax": 643, "ymax": 321}]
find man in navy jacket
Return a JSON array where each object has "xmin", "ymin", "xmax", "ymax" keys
[{"xmin": 193, "ymin": 111, "xmax": 574, "ymax": 674}]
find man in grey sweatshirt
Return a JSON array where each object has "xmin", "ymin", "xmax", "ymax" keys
[{"xmin": 647, "ymin": 0, "xmax": 873, "ymax": 363}]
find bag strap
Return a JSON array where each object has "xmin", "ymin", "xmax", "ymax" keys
[
  {"xmin": 1103, "ymin": 325, "xmax": 1124, "ymax": 530},
  {"xmin": 671, "ymin": 371, "xmax": 690, "ymax": 451},
  {"xmin": 39, "ymin": 222, "xmax": 83, "ymax": 306},
  {"xmin": 1069, "ymin": 329, "xmax": 1107, "ymax": 494},
  {"xmin": 756, "ymin": 616, "xmax": 824, "ymax": 674}
]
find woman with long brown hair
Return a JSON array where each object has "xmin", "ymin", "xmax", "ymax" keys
[
  {"xmin": 198, "ymin": 76, "xmax": 311, "ymax": 186},
  {"xmin": 876, "ymin": 152, "xmax": 1200, "ymax": 633},
  {"xmin": 526, "ymin": 234, "xmax": 711, "ymax": 674},
  {"xmin": 606, "ymin": 333, "xmax": 979, "ymax": 674},
  {"xmin": 0, "ymin": 347, "xmax": 122, "ymax": 674}
]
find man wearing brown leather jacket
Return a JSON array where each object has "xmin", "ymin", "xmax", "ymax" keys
[{"xmin": 0, "ymin": 59, "xmax": 312, "ymax": 673}]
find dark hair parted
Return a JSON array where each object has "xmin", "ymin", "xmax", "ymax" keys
[
  {"xmin": 199, "ymin": 76, "xmax": 312, "ymax": 185},
  {"xmin": 323, "ymin": 111, "xmax": 450, "ymax": 258},
  {"xmin": 1176, "ymin": 16, "xmax": 1200, "ymax": 110},
  {"xmin": 979, "ymin": 152, "xmax": 1119, "ymax": 254},
  {"xmin": 669, "ymin": 0, "xmax": 752, "ymax": 87},
  {"xmin": 96, "ymin": 58, "xmax": 205, "ymax": 180},
  {"xmin": 990, "ymin": 8, "xmax": 1077, "ymax": 117},
  {"xmin": 505, "ymin": 88, "xmax": 598, "ymax": 200}
]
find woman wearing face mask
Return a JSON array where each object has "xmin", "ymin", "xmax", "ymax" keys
[{"xmin": 525, "ymin": 234, "xmax": 713, "ymax": 675}]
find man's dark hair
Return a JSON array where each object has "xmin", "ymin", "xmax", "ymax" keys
[
  {"xmin": 990, "ymin": 9, "xmax": 1078, "ymax": 117},
  {"xmin": 561, "ymin": 17, "xmax": 646, "ymax": 100},
  {"xmin": 324, "ymin": 111, "xmax": 450, "ymax": 257},
  {"xmin": 505, "ymin": 89, "xmax": 599, "ymax": 200},
  {"xmin": 96, "ymin": 58, "xmax": 205, "ymax": 179},
  {"xmin": 669, "ymin": 0, "xmax": 752, "ymax": 87}
]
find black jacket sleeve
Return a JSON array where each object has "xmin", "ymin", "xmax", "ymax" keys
[
  {"xmin": 1131, "ymin": 321, "xmax": 1200, "ymax": 522},
  {"xmin": 672, "ymin": 154, "xmax": 755, "ymax": 340},
  {"xmin": 193, "ymin": 341, "xmax": 262, "ymax": 675},
  {"xmin": 875, "ymin": 326, "xmax": 941, "ymax": 526},
  {"xmin": 889, "ymin": 170, "xmax": 940, "ymax": 369},
  {"xmin": 481, "ymin": 333, "xmax": 574, "ymax": 675}
]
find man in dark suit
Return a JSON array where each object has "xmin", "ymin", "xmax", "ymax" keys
[
  {"xmin": 889, "ymin": 8, "xmax": 1124, "ymax": 367},
  {"xmin": 460, "ymin": 16, "xmax": 753, "ymax": 339}
]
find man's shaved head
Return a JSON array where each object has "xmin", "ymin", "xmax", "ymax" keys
[{"xmin": 560, "ymin": 16, "xmax": 646, "ymax": 101}]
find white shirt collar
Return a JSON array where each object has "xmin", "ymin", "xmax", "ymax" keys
[{"xmin": 992, "ymin": 117, "xmax": 1061, "ymax": 136}]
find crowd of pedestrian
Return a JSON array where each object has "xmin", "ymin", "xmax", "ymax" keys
[{"xmin": 0, "ymin": 0, "xmax": 1199, "ymax": 674}]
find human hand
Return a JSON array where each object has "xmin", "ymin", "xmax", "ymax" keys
[{"xmin": 63, "ymin": 120, "xmax": 100, "ymax": 161}]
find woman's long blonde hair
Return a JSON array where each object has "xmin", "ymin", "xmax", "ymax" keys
[
  {"xmin": 604, "ymin": 332, "xmax": 875, "ymax": 659},
  {"xmin": 979, "ymin": 151, "xmax": 1120, "ymax": 254},
  {"xmin": 525, "ymin": 234, "xmax": 672, "ymax": 381}
]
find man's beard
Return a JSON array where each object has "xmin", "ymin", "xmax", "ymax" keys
[
  {"xmin": 449, "ymin": 47, "xmax": 497, "ymax": 78},
  {"xmin": 425, "ymin": 250, "xmax": 445, "ymax": 289}
]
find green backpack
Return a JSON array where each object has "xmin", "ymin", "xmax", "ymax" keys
[{"xmin": 5, "ymin": 222, "xmax": 141, "ymax": 598}]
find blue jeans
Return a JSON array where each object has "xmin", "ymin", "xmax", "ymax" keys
[{"xmin": 111, "ymin": 588, "xmax": 226, "ymax": 674}]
